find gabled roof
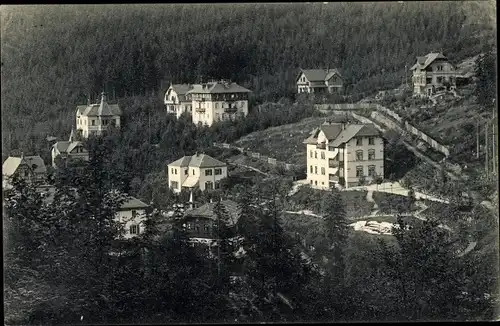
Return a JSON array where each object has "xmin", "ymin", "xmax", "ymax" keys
[
  {"xmin": 76, "ymin": 93, "xmax": 122, "ymax": 117},
  {"xmin": 186, "ymin": 81, "xmax": 252, "ymax": 94},
  {"xmin": 119, "ymin": 196, "xmax": 150, "ymax": 210},
  {"xmin": 297, "ymin": 68, "xmax": 342, "ymax": 82},
  {"xmin": 410, "ymin": 52, "xmax": 449, "ymax": 71},
  {"xmin": 53, "ymin": 141, "xmax": 86, "ymax": 154},
  {"xmin": 170, "ymin": 84, "xmax": 192, "ymax": 95},
  {"xmin": 168, "ymin": 154, "xmax": 227, "ymax": 168},
  {"xmin": 2, "ymin": 155, "xmax": 47, "ymax": 176},
  {"xmin": 303, "ymin": 123, "xmax": 381, "ymax": 147},
  {"xmin": 184, "ymin": 200, "xmax": 241, "ymax": 227}
]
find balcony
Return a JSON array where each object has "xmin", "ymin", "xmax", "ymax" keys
[
  {"xmin": 224, "ymin": 106, "xmax": 238, "ymax": 113},
  {"xmin": 316, "ymin": 143, "xmax": 326, "ymax": 150},
  {"xmin": 196, "ymin": 107, "xmax": 205, "ymax": 113},
  {"xmin": 329, "ymin": 174, "xmax": 339, "ymax": 182},
  {"xmin": 328, "ymin": 159, "xmax": 339, "ymax": 168}
]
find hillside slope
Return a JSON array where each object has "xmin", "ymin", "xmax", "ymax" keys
[{"xmin": 1, "ymin": 2, "xmax": 496, "ymax": 156}]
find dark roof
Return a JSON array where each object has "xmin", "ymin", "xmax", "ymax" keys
[
  {"xmin": 53, "ymin": 141, "xmax": 85, "ymax": 154},
  {"xmin": 320, "ymin": 123, "xmax": 343, "ymax": 140},
  {"xmin": 410, "ymin": 52, "xmax": 449, "ymax": 70},
  {"xmin": 168, "ymin": 154, "xmax": 227, "ymax": 168},
  {"xmin": 186, "ymin": 81, "xmax": 251, "ymax": 94},
  {"xmin": 119, "ymin": 196, "xmax": 150, "ymax": 210},
  {"xmin": 76, "ymin": 93, "xmax": 122, "ymax": 117},
  {"xmin": 304, "ymin": 123, "xmax": 381, "ymax": 146},
  {"xmin": 171, "ymin": 84, "xmax": 192, "ymax": 95},
  {"xmin": 297, "ymin": 68, "xmax": 342, "ymax": 82},
  {"xmin": 184, "ymin": 200, "xmax": 241, "ymax": 226}
]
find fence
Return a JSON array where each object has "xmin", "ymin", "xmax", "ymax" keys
[
  {"xmin": 318, "ymin": 102, "xmax": 451, "ymax": 157},
  {"xmin": 212, "ymin": 142, "xmax": 303, "ymax": 172},
  {"xmin": 314, "ymin": 103, "xmax": 379, "ymax": 111}
]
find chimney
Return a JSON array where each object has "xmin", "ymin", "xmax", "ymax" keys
[
  {"xmin": 341, "ymin": 123, "xmax": 346, "ymax": 130},
  {"xmin": 87, "ymin": 95, "xmax": 91, "ymax": 106},
  {"xmin": 20, "ymin": 151, "xmax": 24, "ymax": 159},
  {"xmin": 101, "ymin": 92, "xmax": 107, "ymax": 103}
]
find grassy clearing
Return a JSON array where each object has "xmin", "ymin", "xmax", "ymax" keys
[
  {"xmin": 372, "ymin": 191, "xmax": 412, "ymax": 214},
  {"xmin": 233, "ymin": 114, "xmax": 345, "ymax": 166}
]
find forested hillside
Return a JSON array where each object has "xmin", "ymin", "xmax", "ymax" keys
[{"xmin": 1, "ymin": 2, "xmax": 496, "ymax": 156}]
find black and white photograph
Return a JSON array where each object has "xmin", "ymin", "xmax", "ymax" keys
[{"xmin": 2, "ymin": 2, "xmax": 499, "ymax": 324}]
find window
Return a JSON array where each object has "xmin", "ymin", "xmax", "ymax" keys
[
  {"xmin": 205, "ymin": 181, "xmax": 214, "ymax": 190},
  {"xmin": 310, "ymin": 165, "xmax": 313, "ymax": 173},
  {"xmin": 24, "ymin": 170, "xmax": 29, "ymax": 177},
  {"xmin": 356, "ymin": 138, "xmax": 362, "ymax": 146},
  {"xmin": 171, "ymin": 168, "xmax": 174, "ymax": 174},
  {"xmin": 356, "ymin": 150, "xmax": 363, "ymax": 161},
  {"xmin": 356, "ymin": 166, "xmax": 364, "ymax": 177},
  {"xmin": 310, "ymin": 180, "xmax": 313, "ymax": 185},
  {"xmin": 92, "ymin": 119, "xmax": 95, "ymax": 126},
  {"xmin": 204, "ymin": 225, "xmax": 210, "ymax": 234},
  {"xmin": 215, "ymin": 168, "xmax": 222, "ymax": 175},
  {"xmin": 368, "ymin": 165, "xmax": 376, "ymax": 176},
  {"xmin": 170, "ymin": 181, "xmax": 179, "ymax": 189},
  {"xmin": 129, "ymin": 225, "xmax": 140, "ymax": 235},
  {"xmin": 368, "ymin": 137, "xmax": 375, "ymax": 145},
  {"xmin": 314, "ymin": 181, "xmax": 317, "ymax": 185},
  {"xmin": 215, "ymin": 103, "xmax": 219, "ymax": 109},
  {"xmin": 215, "ymin": 181, "xmax": 220, "ymax": 189},
  {"xmin": 368, "ymin": 149, "xmax": 375, "ymax": 160},
  {"xmin": 314, "ymin": 166, "xmax": 318, "ymax": 174},
  {"xmin": 192, "ymin": 169, "xmax": 195, "ymax": 175},
  {"xmin": 103, "ymin": 119, "xmax": 108, "ymax": 125},
  {"xmin": 321, "ymin": 167, "xmax": 325, "ymax": 175},
  {"xmin": 205, "ymin": 169, "xmax": 213, "ymax": 176},
  {"xmin": 320, "ymin": 152, "xmax": 325, "ymax": 159},
  {"xmin": 184, "ymin": 169, "xmax": 188, "ymax": 175},
  {"xmin": 132, "ymin": 210, "xmax": 137, "ymax": 218},
  {"xmin": 314, "ymin": 151, "xmax": 317, "ymax": 159},
  {"xmin": 437, "ymin": 77, "xmax": 443, "ymax": 83},
  {"xmin": 310, "ymin": 150, "xmax": 313, "ymax": 158}
]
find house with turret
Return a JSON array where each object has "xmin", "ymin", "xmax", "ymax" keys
[{"xmin": 76, "ymin": 92, "xmax": 122, "ymax": 138}]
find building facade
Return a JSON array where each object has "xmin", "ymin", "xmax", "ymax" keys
[
  {"xmin": 76, "ymin": 92, "xmax": 122, "ymax": 138},
  {"xmin": 2, "ymin": 154, "xmax": 47, "ymax": 186},
  {"xmin": 181, "ymin": 200, "xmax": 240, "ymax": 240},
  {"xmin": 296, "ymin": 68, "xmax": 343, "ymax": 94},
  {"xmin": 186, "ymin": 80, "xmax": 251, "ymax": 126},
  {"xmin": 51, "ymin": 132, "xmax": 89, "ymax": 168},
  {"xmin": 303, "ymin": 121, "xmax": 384, "ymax": 189},
  {"xmin": 115, "ymin": 196, "xmax": 151, "ymax": 239},
  {"xmin": 164, "ymin": 84, "xmax": 193, "ymax": 118},
  {"xmin": 410, "ymin": 52, "xmax": 456, "ymax": 97},
  {"xmin": 167, "ymin": 153, "xmax": 228, "ymax": 193}
]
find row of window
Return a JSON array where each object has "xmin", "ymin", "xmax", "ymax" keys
[
  {"xmin": 356, "ymin": 149, "xmax": 377, "ymax": 161},
  {"xmin": 356, "ymin": 165, "xmax": 378, "ymax": 177},
  {"xmin": 169, "ymin": 180, "xmax": 221, "ymax": 190},
  {"xmin": 310, "ymin": 148, "xmax": 377, "ymax": 160},
  {"xmin": 309, "ymin": 165, "xmax": 379, "ymax": 177},
  {"xmin": 77, "ymin": 118, "xmax": 118, "ymax": 126},
  {"xmin": 170, "ymin": 167, "xmax": 223, "ymax": 176}
]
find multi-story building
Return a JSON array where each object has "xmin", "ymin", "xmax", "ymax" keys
[
  {"xmin": 76, "ymin": 92, "xmax": 122, "ymax": 138},
  {"xmin": 116, "ymin": 196, "xmax": 151, "ymax": 239},
  {"xmin": 182, "ymin": 199, "xmax": 240, "ymax": 240},
  {"xmin": 164, "ymin": 84, "xmax": 194, "ymax": 118},
  {"xmin": 2, "ymin": 153, "xmax": 47, "ymax": 187},
  {"xmin": 296, "ymin": 68, "xmax": 343, "ymax": 94},
  {"xmin": 186, "ymin": 80, "xmax": 251, "ymax": 126},
  {"xmin": 410, "ymin": 52, "xmax": 456, "ymax": 97},
  {"xmin": 303, "ymin": 121, "xmax": 384, "ymax": 189},
  {"xmin": 51, "ymin": 131, "xmax": 89, "ymax": 168},
  {"xmin": 167, "ymin": 153, "xmax": 228, "ymax": 193}
]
